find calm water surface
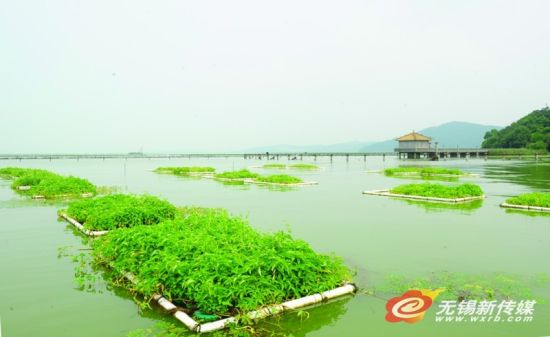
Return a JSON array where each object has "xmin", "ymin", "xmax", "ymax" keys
[{"xmin": 0, "ymin": 157, "xmax": 549, "ymax": 337}]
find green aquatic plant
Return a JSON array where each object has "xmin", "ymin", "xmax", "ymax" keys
[
  {"xmin": 263, "ymin": 164, "xmax": 287, "ymax": 169},
  {"xmin": 289, "ymin": 164, "xmax": 318, "ymax": 170},
  {"xmin": 0, "ymin": 167, "xmax": 51, "ymax": 179},
  {"xmin": 374, "ymin": 272, "xmax": 549, "ymax": 301},
  {"xmin": 63, "ymin": 194, "xmax": 178, "ymax": 231},
  {"xmin": 506, "ymin": 192, "xmax": 550, "ymax": 208},
  {"xmin": 0, "ymin": 167, "xmax": 97, "ymax": 199},
  {"xmin": 178, "ymin": 206, "xmax": 228, "ymax": 218},
  {"xmin": 256, "ymin": 175, "xmax": 303, "ymax": 185},
  {"xmin": 92, "ymin": 209, "xmax": 351, "ymax": 315},
  {"xmin": 28, "ymin": 176, "xmax": 97, "ymax": 198},
  {"xmin": 390, "ymin": 183, "xmax": 483, "ymax": 199},
  {"xmin": 215, "ymin": 169, "xmax": 260, "ymax": 180},
  {"xmin": 154, "ymin": 166, "xmax": 215, "ymax": 175},
  {"xmin": 384, "ymin": 167, "xmax": 464, "ymax": 176}
]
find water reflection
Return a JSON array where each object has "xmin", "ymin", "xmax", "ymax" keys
[
  {"xmin": 503, "ymin": 208, "xmax": 550, "ymax": 217},
  {"xmin": 483, "ymin": 160, "xmax": 550, "ymax": 190},
  {"xmin": 256, "ymin": 184, "xmax": 298, "ymax": 192},
  {"xmin": 0, "ymin": 197, "xmax": 70, "ymax": 208},
  {"xmin": 394, "ymin": 198, "xmax": 483, "ymax": 214},
  {"xmin": 256, "ymin": 295, "xmax": 351, "ymax": 337}
]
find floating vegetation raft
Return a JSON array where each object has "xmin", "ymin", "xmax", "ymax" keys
[
  {"xmin": 263, "ymin": 163, "xmax": 287, "ymax": 169},
  {"xmin": 501, "ymin": 192, "xmax": 550, "ymax": 212},
  {"xmin": 215, "ymin": 170, "xmax": 313, "ymax": 186},
  {"xmin": 255, "ymin": 174, "xmax": 303, "ymax": 184},
  {"xmin": 505, "ymin": 192, "xmax": 550, "ymax": 208},
  {"xmin": 289, "ymin": 163, "xmax": 318, "ymax": 170},
  {"xmin": 0, "ymin": 167, "xmax": 96, "ymax": 199},
  {"xmin": 92, "ymin": 208, "xmax": 351, "ymax": 316},
  {"xmin": 263, "ymin": 163, "xmax": 319, "ymax": 170},
  {"xmin": 154, "ymin": 166, "xmax": 215, "ymax": 175},
  {"xmin": 384, "ymin": 167, "xmax": 465, "ymax": 176},
  {"xmin": 364, "ymin": 183, "xmax": 484, "ymax": 203},
  {"xmin": 63, "ymin": 194, "xmax": 178, "ymax": 231},
  {"xmin": 214, "ymin": 169, "xmax": 259, "ymax": 180},
  {"xmin": 390, "ymin": 183, "xmax": 483, "ymax": 199}
]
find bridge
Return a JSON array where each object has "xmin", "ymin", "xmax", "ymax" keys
[{"xmin": 395, "ymin": 147, "xmax": 489, "ymax": 160}]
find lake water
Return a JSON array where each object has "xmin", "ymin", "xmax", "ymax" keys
[{"xmin": 0, "ymin": 157, "xmax": 549, "ymax": 337}]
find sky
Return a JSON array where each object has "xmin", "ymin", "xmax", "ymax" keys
[{"xmin": 1, "ymin": 0, "xmax": 549, "ymax": 153}]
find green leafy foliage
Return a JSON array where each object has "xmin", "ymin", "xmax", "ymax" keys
[
  {"xmin": 384, "ymin": 167, "xmax": 464, "ymax": 176},
  {"xmin": 506, "ymin": 192, "xmax": 550, "ymax": 208},
  {"xmin": 64, "ymin": 194, "xmax": 178, "ymax": 230},
  {"xmin": 215, "ymin": 169, "xmax": 260, "ymax": 180},
  {"xmin": 390, "ymin": 183, "xmax": 483, "ymax": 198},
  {"xmin": 256, "ymin": 175, "xmax": 303, "ymax": 184},
  {"xmin": 263, "ymin": 164, "xmax": 287, "ymax": 169},
  {"xmin": 482, "ymin": 107, "xmax": 550, "ymax": 152},
  {"xmin": 154, "ymin": 166, "xmax": 215, "ymax": 175},
  {"xmin": 0, "ymin": 167, "xmax": 97, "ymax": 199},
  {"xmin": 289, "ymin": 164, "xmax": 318, "ymax": 170},
  {"xmin": 0, "ymin": 167, "xmax": 49, "ymax": 179},
  {"xmin": 92, "ymin": 208, "xmax": 351, "ymax": 315}
]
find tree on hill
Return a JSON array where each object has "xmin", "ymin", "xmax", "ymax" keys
[{"xmin": 482, "ymin": 107, "xmax": 550, "ymax": 151}]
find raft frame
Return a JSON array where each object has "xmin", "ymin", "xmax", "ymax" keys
[
  {"xmin": 59, "ymin": 213, "xmax": 109, "ymax": 237},
  {"xmin": 363, "ymin": 189, "xmax": 485, "ymax": 203},
  {"xmin": 500, "ymin": 202, "xmax": 550, "ymax": 212},
  {"xmin": 118, "ymin": 268, "xmax": 355, "ymax": 333}
]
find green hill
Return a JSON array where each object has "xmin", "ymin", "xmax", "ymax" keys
[{"xmin": 482, "ymin": 107, "xmax": 550, "ymax": 152}]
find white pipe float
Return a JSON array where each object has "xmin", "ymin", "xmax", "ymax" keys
[
  {"xmin": 363, "ymin": 189, "xmax": 485, "ymax": 203},
  {"xmin": 194, "ymin": 283, "xmax": 356, "ymax": 332},
  {"xmin": 59, "ymin": 213, "xmax": 109, "ymax": 237},
  {"xmin": 500, "ymin": 202, "xmax": 550, "ymax": 212},
  {"xmin": 173, "ymin": 310, "xmax": 200, "ymax": 331},
  {"xmin": 249, "ymin": 179, "xmax": 319, "ymax": 187},
  {"xmin": 119, "ymin": 267, "xmax": 356, "ymax": 333}
]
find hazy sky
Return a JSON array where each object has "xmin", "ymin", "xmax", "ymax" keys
[{"xmin": 1, "ymin": 0, "xmax": 549, "ymax": 153}]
